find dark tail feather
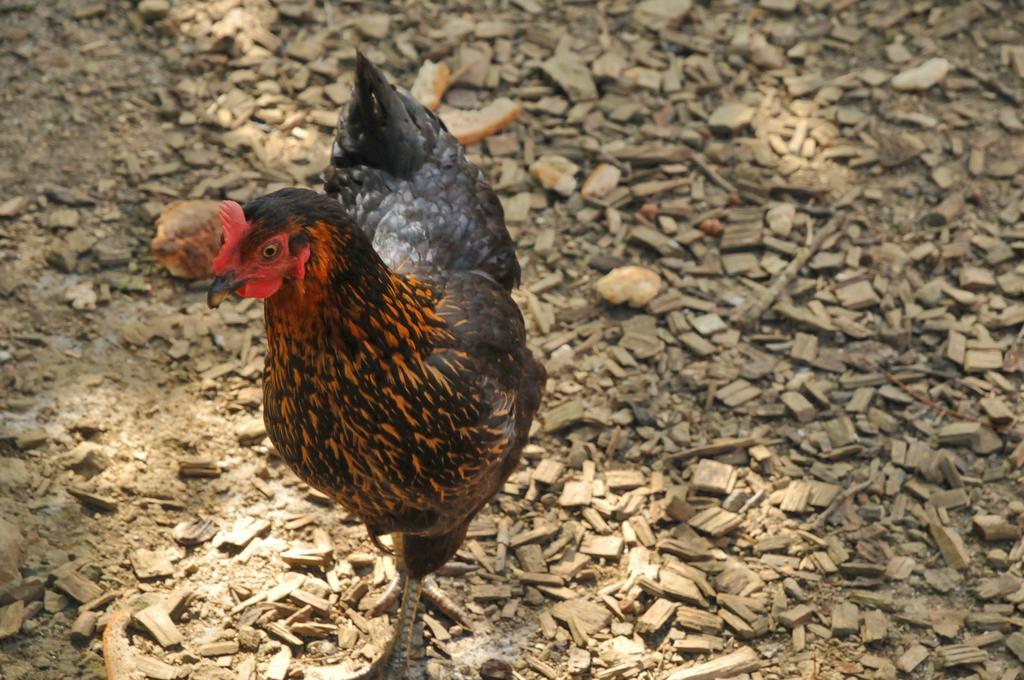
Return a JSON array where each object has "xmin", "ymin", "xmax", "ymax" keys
[{"xmin": 331, "ymin": 53, "xmax": 438, "ymax": 180}]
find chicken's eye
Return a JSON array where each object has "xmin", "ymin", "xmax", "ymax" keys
[{"xmin": 262, "ymin": 243, "xmax": 280, "ymax": 260}]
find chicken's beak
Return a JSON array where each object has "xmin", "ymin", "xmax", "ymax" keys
[{"xmin": 207, "ymin": 273, "xmax": 244, "ymax": 308}]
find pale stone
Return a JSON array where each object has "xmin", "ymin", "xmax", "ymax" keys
[
  {"xmin": 530, "ymin": 155, "xmax": 580, "ymax": 197},
  {"xmin": 596, "ymin": 266, "xmax": 662, "ymax": 307},
  {"xmin": 634, "ymin": 0, "xmax": 693, "ymax": 30},
  {"xmin": 891, "ymin": 58, "xmax": 950, "ymax": 91},
  {"xmin": 0, "ymin": 519, "xmax": 24, "ymax": 586},
  {"xmin": 708, "ymin": 103, "xmax": 755, "ymax": 133},
  {"xmin": 581, "ymin": 163, "xmax": 622, "ymax": 199}
]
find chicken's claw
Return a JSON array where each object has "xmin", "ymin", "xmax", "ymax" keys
[
  {"xmin": 423, "ymin": 577, "xmax": 473, "ymax": 632},
  {"xmin": 368, "ymin": 575, "xmax": 403, "ymax": 617},
  {"xmin": 332, "ymin": 658, "xmax": 387, "ymax": 680},
  {"xmin": 368, "ymin": 529, "xmax": 394, "ymax": 556},
  {"xmin": 368, "ymin": 574, "xmax": 473, "ymax": 631}
]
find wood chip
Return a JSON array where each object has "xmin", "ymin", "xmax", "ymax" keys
[
  {"xmin": 659, "ymin": 571, "xmax": 707, "ymax": 606},
  {"xmin": 672, "ymin": 437, "xmax": 757, "ymax": 462},
  {"xmin": 531, "ymin": 459, "xmax": 564, "ymax": 485},
  {"xmin": 636, "ymin": 598, "xmax": 676, "ymax": 634},
  {"xmin": 675, "ymin": 605, "xmax": 724, "ymax": 634},
  {"xmin": 215, "ymin": 517, "xmax": 270, "ymax": 550},
  {"xmin": 715, "ymin": 379, "xmax": 761, "ymax": 407},
  {"xmin": 861, "ymin": 609, "xmax": 888, "ymax": 643},
  {"xmin": 964, "ymin": 348, "xmax": 1002, "ymax": 372},
  {"xmin": 197, "ymin": 640, "xmax": 239, "ymax": 656},
  {"xmin": 541, "ymin": 53, "xmax": 597, "ymax": 101},
  {"xmin": 130, "ymin": 549, "xmax": 175, "ymax": 580},
  {"xmin": 928, "ymin": 516, "xmax": 971, "ymax": 570},
  {"xmin": 781, "ymin": 391, "xmax": 817, "ymax": 423},
  {"xmin": 70, "ymin": 610, "xmax": 98, "ymax": 644},
  {"xmin": 550, "ymin": 599, "xmax": 610, "ymax": 636},
  {"xmin": 0, "ymin": 601, "xmax": 24, "ymax": 640},
  {"xmin": 134, "ymin": 655, "xmax": 182, "ymax": 680},
  {"xmin": 691, "ymin": 459, "xmax": 737, "ymax": 495},
  {"xmin": 173, "ymin": 517, "xmax": 217, "ymax": 546},
  {"xmin": 177, "ymin": 457, "xmax": 220, "ymax": 478},
  {"xmin": 664, "ymin": 645, "xmax": 759, "ymax": 680},
  {"xmin": 470, "ymin": 584, "xmax": 512, "ymax": 602},
  {"xmin": 688, "ymin": 507, "xmax": 742, "ymax": 536},
  {"xmin": 265, "ymin": 647, "xmax": 292, "ymax": 680},
  {"xmin": 972, "ymin": 514, "xmax": 1021, "ymax": 541},
  {"xmin": 934, "ymin": 644, "xmax": 986, "ymax": 668},
  {"xmin": 897, "ymin": 644, "xmax": 929, "ymax": 672},
  {"xmin": 66, "ymin": 485, "xmax": 118, "ymax": 512},
  {"xmin": 53, "ymin": 573, "xmax": 103, "ymax": 604},
  {"xmin": 831, "ymin": 601, "xmax": 859, "ymax": 637},
  {"xmin": 579, "ymin": 535, "xmax": 623, "ymax": 559},
  {"xmin": 778, "ymin": 604, "xmax": 815, "ymax": 628},
  {"xmin": 134, "ymin": 603, "xmax": 182, "ymax": 648},
  {"xmin": 1006, "ymin": 632, "xmax": 1024, "ymax": 662},
  {"xmin": 280, "ymin": 546, "xmax": 333, "ymax": 567},
  {"xmin": 559, "ymin": 480, "xmax": 593, "ymax": 507}
]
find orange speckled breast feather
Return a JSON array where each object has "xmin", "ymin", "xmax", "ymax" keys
[{"xmin": 261, "ymin": 221, "xmax": 544, "ymax": 540}]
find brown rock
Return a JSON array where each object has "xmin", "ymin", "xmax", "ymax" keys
[
  {"xmin": 151, "ymin": 200, "xmax": 222, "ymax": 280},
  {"xmin": 440, "ymin": 98, "xmax": 521, "ymax": 146},
  {"xmin": 410, "ymin": 60, "xmax": 451, "ymax": 112},
  {"xmin": 580, "ymin": 163, "xmax": 622, "ymax": 199},
  {"xmin": 529, "ymin": 155, "xmax": 579, "ymax": 196}
]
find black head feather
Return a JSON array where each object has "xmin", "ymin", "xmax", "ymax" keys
[{"xmin": 244, "ymin": 188, "xmax": 347, "ymax": 232}]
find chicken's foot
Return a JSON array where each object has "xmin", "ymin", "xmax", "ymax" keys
[
  {"xmin": 341, "ymin": 572, "xmax": 422, "ymax": 679},
  {"xmin": 368, "ymin": 573, "xmax": 473, "ymax": 630},
  {"xmin": 368, "ymin": 573, "xmax": 404, "ymax": 617}
]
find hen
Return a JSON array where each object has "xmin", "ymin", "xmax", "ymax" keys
[{"xmin": 207, "ymin": 55, "xmax": 545, "ymax": 678}]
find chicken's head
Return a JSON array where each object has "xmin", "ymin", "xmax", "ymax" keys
[{"xmin": 207, "ymin": 198, "xmax": 311, "ymax": 307}]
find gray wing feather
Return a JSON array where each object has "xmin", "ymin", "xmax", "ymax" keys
[{"xmin": 323, "ymin": 54, "xmax": 520, "ymax": 290}]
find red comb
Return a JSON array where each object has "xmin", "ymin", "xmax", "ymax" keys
[{"xmin": 213, "ymin": 200, "xmax": 248, "ymax": 274}]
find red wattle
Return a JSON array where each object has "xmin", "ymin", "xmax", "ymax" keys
[{"xmin": 240, "ymin": 278, "xmax": 284, "ymax": 299}]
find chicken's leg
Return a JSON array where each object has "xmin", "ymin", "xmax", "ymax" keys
[
  {"xmin": 349, "ymin": 529, "xmax": 476, "ymax": 678},
  {"xmin": 381, "ymin": 573, "xmax": 422, "ymax": 677}
]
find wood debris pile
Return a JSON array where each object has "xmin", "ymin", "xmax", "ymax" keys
[{"xmin": 2, "ymin": 0, "xmax": 1024, "ymax": 678}]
